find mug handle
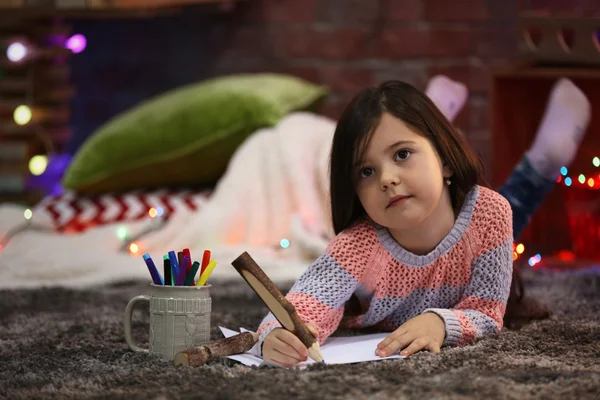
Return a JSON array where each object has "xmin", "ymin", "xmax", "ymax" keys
[{"xmin": 124, "ymin": 295, "xmax": 151, "ymax": 353}]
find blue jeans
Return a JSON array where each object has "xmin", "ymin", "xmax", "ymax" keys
[{"xmin": 498, "ymin": 156, "xmax": 556, "ymax": 240}]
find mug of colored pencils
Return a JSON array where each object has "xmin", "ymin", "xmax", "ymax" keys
[{"xmin": 123, "ymin": 248, "xmax": 218, "ymax": 360}]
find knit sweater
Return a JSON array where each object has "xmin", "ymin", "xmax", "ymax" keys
[{"xmin": 257, "ymin": 185, "xmax": 514, "ymax": 352}]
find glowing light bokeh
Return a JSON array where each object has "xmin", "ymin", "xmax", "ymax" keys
[
  {"xmin": 29, "ymin": 155, "xmax": 48, "ymax": 176},
  {"xmin": 66, "ymin": 34, "xmax": 87, "ymax": 54},
  {"xmin": 7, "ymin": 42, "xmax": 27, "ymax": 62},
  {"xmin": 116, "ymin": 226, "xmax": 128, "ymax": 240},
  {"xmin": 560, "ymin": 166, "xmax": 568, "ymax": 176},
  {"xmin": 14, "ymin": 105, "xmax": 32, "ymax": 125},
  {"xmin": 516, "ymin": 243, "xmax": 525, "ymax": 254}
]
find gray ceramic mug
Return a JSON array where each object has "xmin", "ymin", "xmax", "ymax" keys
[{"xmin": 124, "ymin": 283, "xmax": 212, "ymax": 360}]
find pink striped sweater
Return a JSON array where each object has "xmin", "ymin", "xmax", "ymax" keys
[{"xmin": 257, "ymin": 185, "xmax": 514, "ymax": 351}]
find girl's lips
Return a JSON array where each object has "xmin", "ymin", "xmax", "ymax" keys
[{"xmin": 387, "ymin": 195, "xmax": 411, "ymax": 208}]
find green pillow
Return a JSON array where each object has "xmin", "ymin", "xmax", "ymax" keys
[{"xmin": 62, "ymin": 73, "xmax": 327, "ymax": 194}]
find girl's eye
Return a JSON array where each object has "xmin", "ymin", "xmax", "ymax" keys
[
  {"xmin": 360, "ymin": 167, "xmax": 374, "ymax": 178},
  {"xmin": 395, "ymin": 150, "xmax": 411, "ymax": 161}
]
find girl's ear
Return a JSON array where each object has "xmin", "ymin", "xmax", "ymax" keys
[{"xmin": 443, "ymin": 164, "xmax": 454, "ymax": 179}]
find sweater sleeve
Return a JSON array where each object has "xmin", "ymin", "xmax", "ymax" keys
[
  {"xmin": 424, "ymin": 191, "xmax": 514, "ymax": 346},
  {"xmin": 256, "ymin": 225, "xmax": 371, "ymax": 354}
]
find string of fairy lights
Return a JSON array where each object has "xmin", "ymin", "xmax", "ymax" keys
[
  {"xmin": 3, "ymin": 34, "xmax": 87, "ymax": 177},
  {"xmin": 117, "ymin": 207, "xmax": 170, "ymax": 255},
  {"xmin": 511, "ymin": 156, "xmax": 600, "ymax": 267},
  {"xmin": 0, "ymin": 204, "xmax": 171, "ymax": 256},
  {"xmin": 556, "ymin": 157, "xmax": 600, "ymax": 189},
  {"xmin": 0, "ymin": 33, "xmax": 89, "ymax": 254}
]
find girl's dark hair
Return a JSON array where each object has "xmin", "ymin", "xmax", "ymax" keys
[{"xmin": 329, "ymin": 80, "xmax": 485, "ymax": 235}]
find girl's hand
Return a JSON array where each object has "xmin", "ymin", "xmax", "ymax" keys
[
  {"xmin": 375, "ymin": 313, "xmax": 445, "ymax": 357},
  {"xmin": 262, "ymin": 323, "xmax": 319, "ymax": 368}
]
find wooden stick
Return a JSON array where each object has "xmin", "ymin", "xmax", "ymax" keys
[
  {"xmin": 231, "ymin": 252, "xmax": 324, "ymax": 363},
  {"xmin": 173, "ymin": 332, "xmax": 257, "ymax": 367}
]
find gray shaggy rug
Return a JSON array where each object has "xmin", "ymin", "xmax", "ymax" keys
[{"xmin": 1, "ymin": 267, "xmax": 599, "ymax": 400}]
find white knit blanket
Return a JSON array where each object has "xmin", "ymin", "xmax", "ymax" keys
[
  {"xmin": 0, "ymin": 112, "xmax": 336, "ymax": 289},
  {"xmin": 141, "ymin": 112, "xmax": 336, "ymax": 256}
]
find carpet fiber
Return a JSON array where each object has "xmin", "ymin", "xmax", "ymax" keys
[{"xmin": 1, "ymin": 268, "xmax": 599, "ymax": 400}]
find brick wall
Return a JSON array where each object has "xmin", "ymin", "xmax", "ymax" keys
[{"xmin": 67, "ymin": 0, "xmax": 600, "ymax": 167}]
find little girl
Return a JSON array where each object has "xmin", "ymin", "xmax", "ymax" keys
[{"xmin": 257, "ymin": 80, "xmax": 514, "ymax": 367}]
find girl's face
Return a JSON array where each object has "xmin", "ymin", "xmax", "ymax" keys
[{"xmin": 355, "ymin": 112, "xmax": 453, "ymax": 232}]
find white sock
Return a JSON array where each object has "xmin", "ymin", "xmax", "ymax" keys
[
  {"xmin": 526, "ymin": 78, "xmax": 592, "ymax": 179},
  {"xmin": 425, "ymin": 75, "xmax": 469, "ymax": 122}
]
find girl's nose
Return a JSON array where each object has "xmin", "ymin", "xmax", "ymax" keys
[{"xmin": 380, "ymin": 171, "xmax": 400, "ymax": 190}]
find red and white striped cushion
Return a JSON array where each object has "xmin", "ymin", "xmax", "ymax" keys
[{"xmin": 33, "ymin": 189, "xmax": 212, "ymax": 233}]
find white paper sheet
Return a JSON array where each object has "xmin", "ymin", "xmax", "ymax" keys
[{"xmin": 218, "ymin": 327, "xmax": 405, "ymax": 369}]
